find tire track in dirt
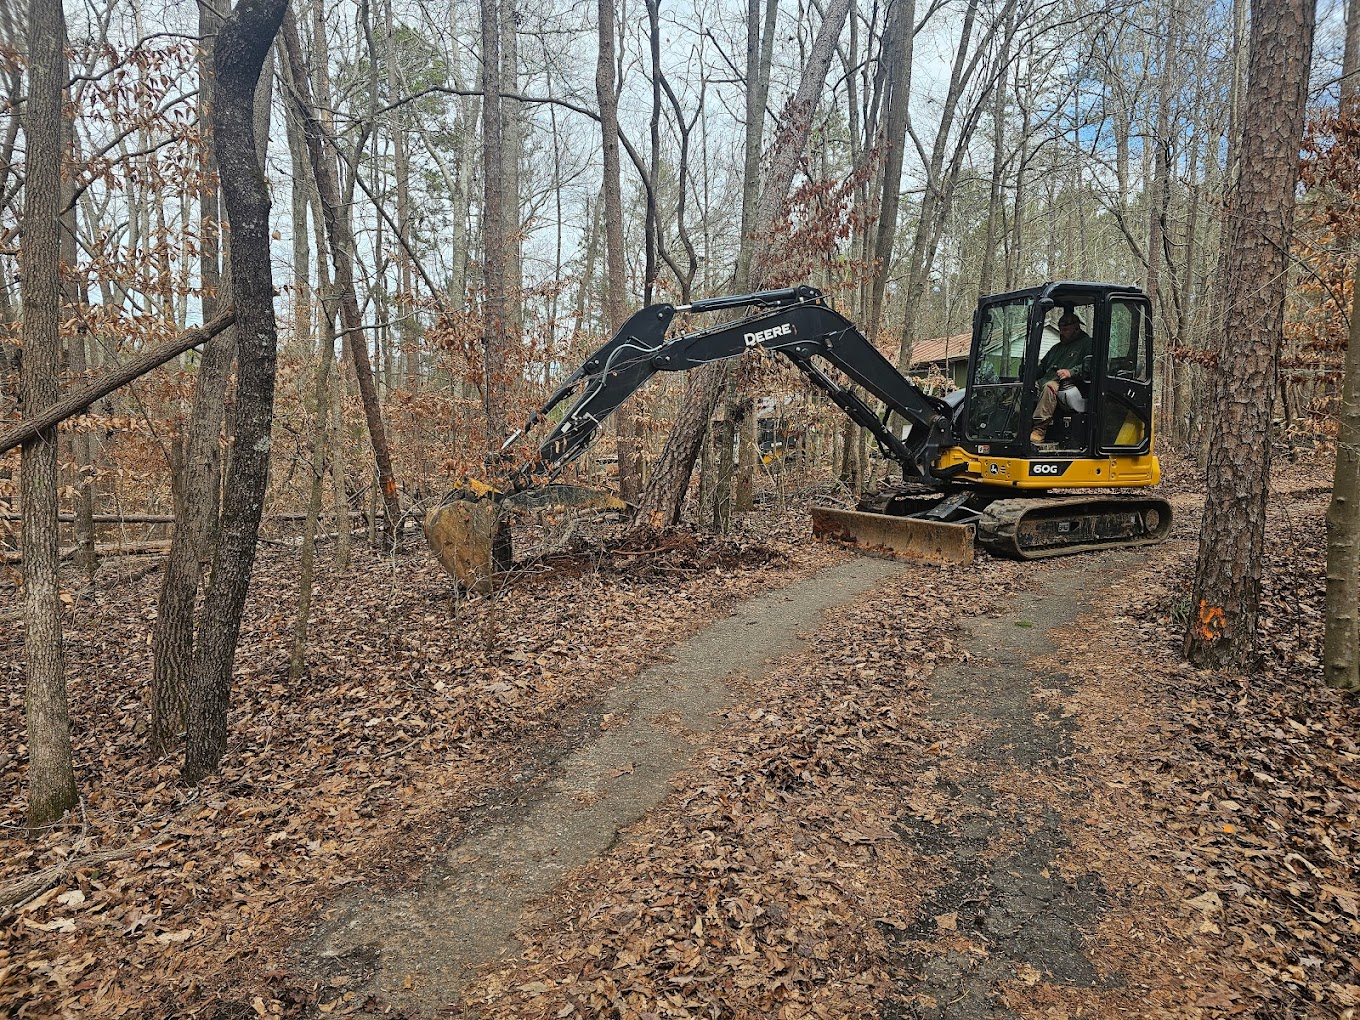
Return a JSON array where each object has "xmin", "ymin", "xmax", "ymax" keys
[{"xmin": 309, "ymin": 554, "xmax": 908, "ymax": 1016}]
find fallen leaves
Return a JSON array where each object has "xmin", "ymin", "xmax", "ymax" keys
[{"xmin": 0, "ymin": 515, "xmax": 827, "ymax": 1017}]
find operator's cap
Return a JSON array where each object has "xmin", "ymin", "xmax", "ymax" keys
[{"xmin": 1058, "ymin": 311, "xmax": 1082, "ymax": 326}]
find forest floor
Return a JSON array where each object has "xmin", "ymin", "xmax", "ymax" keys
[{"xmin": 1, "ymin": 448, "xmax": 1356, "ymax": 1019}]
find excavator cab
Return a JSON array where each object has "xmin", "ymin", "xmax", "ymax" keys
[{"xmin": 958, "ymin": 282, "xmax": 1155, "ymax": 470}]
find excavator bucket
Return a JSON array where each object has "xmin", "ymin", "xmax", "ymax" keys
[
  {"xmin": 424, "ymin": 484, "xmax": 630, "ymax": 592},
  {"xmin": 810, "ymin": 506, "xmax": 976, "ymax": 565},
  {"xmin": 424, "ymin": 497, "xmax": 513, "ymax": 594}
]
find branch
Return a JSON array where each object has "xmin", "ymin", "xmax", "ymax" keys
[{"xmin": 0, "ymin": 311, "xmax": 236, "ymax": 457}]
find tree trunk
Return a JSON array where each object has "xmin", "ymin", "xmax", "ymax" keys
[
  {"xmin": 1325, "ymin": 262, "xmax": 1360, "ymax": 690},
  {"xmin": 635, "ymin": 0, "xmax": 854, "ymax": 527},
  {"xmin": 1343, "ymin": 0, "xmax": 1358, "ymax": 106},
  {"xmin": 597, "ymin": 0, "xmax": 639, "ymax": 502},
  {"xmin": 290, "ymin": 298, "xmax": 336, "ymax": 680},
  {"xmin": 480, "ymin": 0, "xmax": 511, "ymax": 449},
  {"xmin": 21, "ymin": 0, "xmax": 78, "ymax": 828},
  {"xmin": 0, "ymin": 314, "xmax": 236, "ymax": 458},
  {"xmin": 60, "ymin": 98, "xmax": 96, "ymax": 583},
  {"xmin": 977, "ymin": 16, "xmax": 1007, "ymax": 299},
  {"xmin": 1148, "ymin": 0, "xmax": 1178, "ymax": 428},
  {"xmin": 1184, "ymin": 0, "xmax": 1315, "ymax": 668},
  {"xmin": 279, "ymin": 11, "xmax": 402, "ymax": 545},
  {"xmin": 867, "ymin": 0, "xmax": 915, "ymax": 339},
  {"xmin": 1325, "ymin": 0, "xmax": 1360, "ymax": 689},
  {"xmin": 183, "ymin": 0, "xmax": 288, "ymax": 785},
  {"xmin": 151, "ymin": 0, "xmax": 233, "ymax": 756},
  {"xmin": 501, "ymin": 0, "xmax": 524, "ymax": 344}
]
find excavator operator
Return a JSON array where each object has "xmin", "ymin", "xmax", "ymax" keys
[{"xmin": 1030, "ymin": 310, "xmax": 1093, "ymax": 444}]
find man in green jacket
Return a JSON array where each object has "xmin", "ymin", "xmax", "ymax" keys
[{"xmin": 1030, "ymin": 311, "xmax": 1093, "ymax": 443}]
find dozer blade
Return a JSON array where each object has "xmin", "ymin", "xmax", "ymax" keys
[
  {"xmin": 810, "ymin": 505, "xmax": 975, "ymax": 565},
  {"xmin": 424, "ymin": 484, "xmax": 629, "ymax": 591}
]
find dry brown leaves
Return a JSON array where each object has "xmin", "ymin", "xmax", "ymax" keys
[
  {"xmin": 0, "ymin": 515, "xmax": 829, "ymax": 1018},
  {"xmin": 459, "ymin": 563, "xmax": 980, "ymax": 1019},
  {"xmin": 1063, "ymin": 451, "xmax": 1359, "ymax": 1017}
]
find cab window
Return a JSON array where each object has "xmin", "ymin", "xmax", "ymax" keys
[{"xmin": 967, "ymin": 298, "xmax": 1031, "ymax": 443}]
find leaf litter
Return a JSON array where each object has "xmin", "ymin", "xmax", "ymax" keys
[{"xmin": 1, "ymin": 452, "xmax": 1356, "ymax": 1019}]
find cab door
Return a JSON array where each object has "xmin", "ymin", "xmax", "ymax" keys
[{"xmin": 1099, "ymin": 297, "xmax": 1154, "ymax": 454}]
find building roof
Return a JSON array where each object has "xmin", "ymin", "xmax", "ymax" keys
[{"xmin": 909, "ymin": 332, "xmax": 971, "ymax": 367}]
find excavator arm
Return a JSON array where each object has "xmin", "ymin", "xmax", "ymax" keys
[
  {"xmin": 502, "ymin": 285, "xmax": 955, "ymax": 490},
  {"xmin": 428, "ymin": 285, "xmax": 961, "ymax": 591}
]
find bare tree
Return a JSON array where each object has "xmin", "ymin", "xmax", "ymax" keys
[
  {"xmin": 21, "ymin": 0, "xmax": 78, "ymax": 828},
  {"xmin": 1323, "ymin": 0, "xmax": 1360, "ymax": 690},
  {"xmin": 183, "ymin": 0, "xmax": 289, "ymax": 784},
  {"xmin": 636, "ymin": 0, "xmax": 855, "ymax": 527},
  {"xmin": 279, "ymin": 10, "xmax": 402, "ymax": 546},
  {"xmin": 595, "ymin": 0, "xmax": 642, "ymax": 501},
  {"xmin": 480, "ymin": 0, "xmax": 511, "ymax": 449},
  {"xmin": 150, "ymin": 0, "xmax": 235, "ymax": 756},
  {"xmin": 1183, "ymin": 0, "xmax": 1315, "ymax": 668}
]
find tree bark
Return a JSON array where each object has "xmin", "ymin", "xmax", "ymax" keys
[
  {"xmin": 636, "ymin": 0, "xmax": 853, "ymax": 527},
  {"xmin": 21, "ymin": 0, "xmax": 78, "ymax": 828},
  {"xmin": 0, "ymin": 314, "xmax": 237, "ymax": 457},
  {"xmin": 183, "ymin": 0, "xmax": 288, "ymax": 785},
  {"xmin": 290, "ymin": 293, "xmax": 336, "ymax": 681},
  {"xmin": 1327, "ymin": 0, "xmax": 1360, "ymax": 688},
  {"xmin": 867, "ymin": 0, "xmax": 915, "ymax": 340},
  {"xmin": 1183, "ymin": 0, "xmax": 1315, "ymax": 668},
  {"xmin": 480, "ymin": 0, "xmax": 511, "ymax": 449},
  {"xmin": 597, "ymin": 0, "xmax": 639, "ymax": 502},
  {"xmin": 1343, "ymin": 0, "xmax": 1359, "ymax": 105},
  {"xmin": 151, "ymin": 0, "xmax": 234, "ymax": 757},
  {"xmin": 1325, "ymin": 268, "xmax": 1360, "ymax": 690},
  {"xmin": 59, "ymin": 93, "xmax": 96, "ymax": 583}
]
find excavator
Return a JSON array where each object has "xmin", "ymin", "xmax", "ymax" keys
[{"xmin": 425, "ymin": 281, "xmax": 1171, "ymax": 590}]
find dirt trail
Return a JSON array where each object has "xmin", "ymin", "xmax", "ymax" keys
[
  {"xmin": 311, "ymin": 554, "xmax": 907, "ymax": 1016},
  {"xmin": 886, "ymin": 552, "xmax": 1143, "ymax": 1017}
]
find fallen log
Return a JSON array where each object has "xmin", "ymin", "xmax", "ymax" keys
[{"xmin": 0, "ymin": 310, "xmax": 236, "ymax": 456}]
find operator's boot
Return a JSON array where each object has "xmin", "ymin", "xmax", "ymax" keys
[{"xmin": 1031, "ymin": 382, "xmax": 1058, "ymax": 443}]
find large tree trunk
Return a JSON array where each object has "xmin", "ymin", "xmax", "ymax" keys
[
  {"xmin": 1183, "ymin": 0, "xmax": 1315, "ymax": 668},
  {"xmin": 21, "ymin": 0, "xmax": 78, "ymax": 828},
  {"xmin": 183, "ymin": 0, "xmax": 288, "ymax": 785},
  {"xmin": 151, "ymin": 0, "xmax": 234, "ymax": 756},
  {"xmin": 636, "ymin": 0, "xmax": 853, "ymax": 527}
]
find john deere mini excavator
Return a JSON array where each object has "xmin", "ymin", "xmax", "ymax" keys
[{"xmin": 426, "ymin": 281, "xmax": 1171, "ymax": 589}]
